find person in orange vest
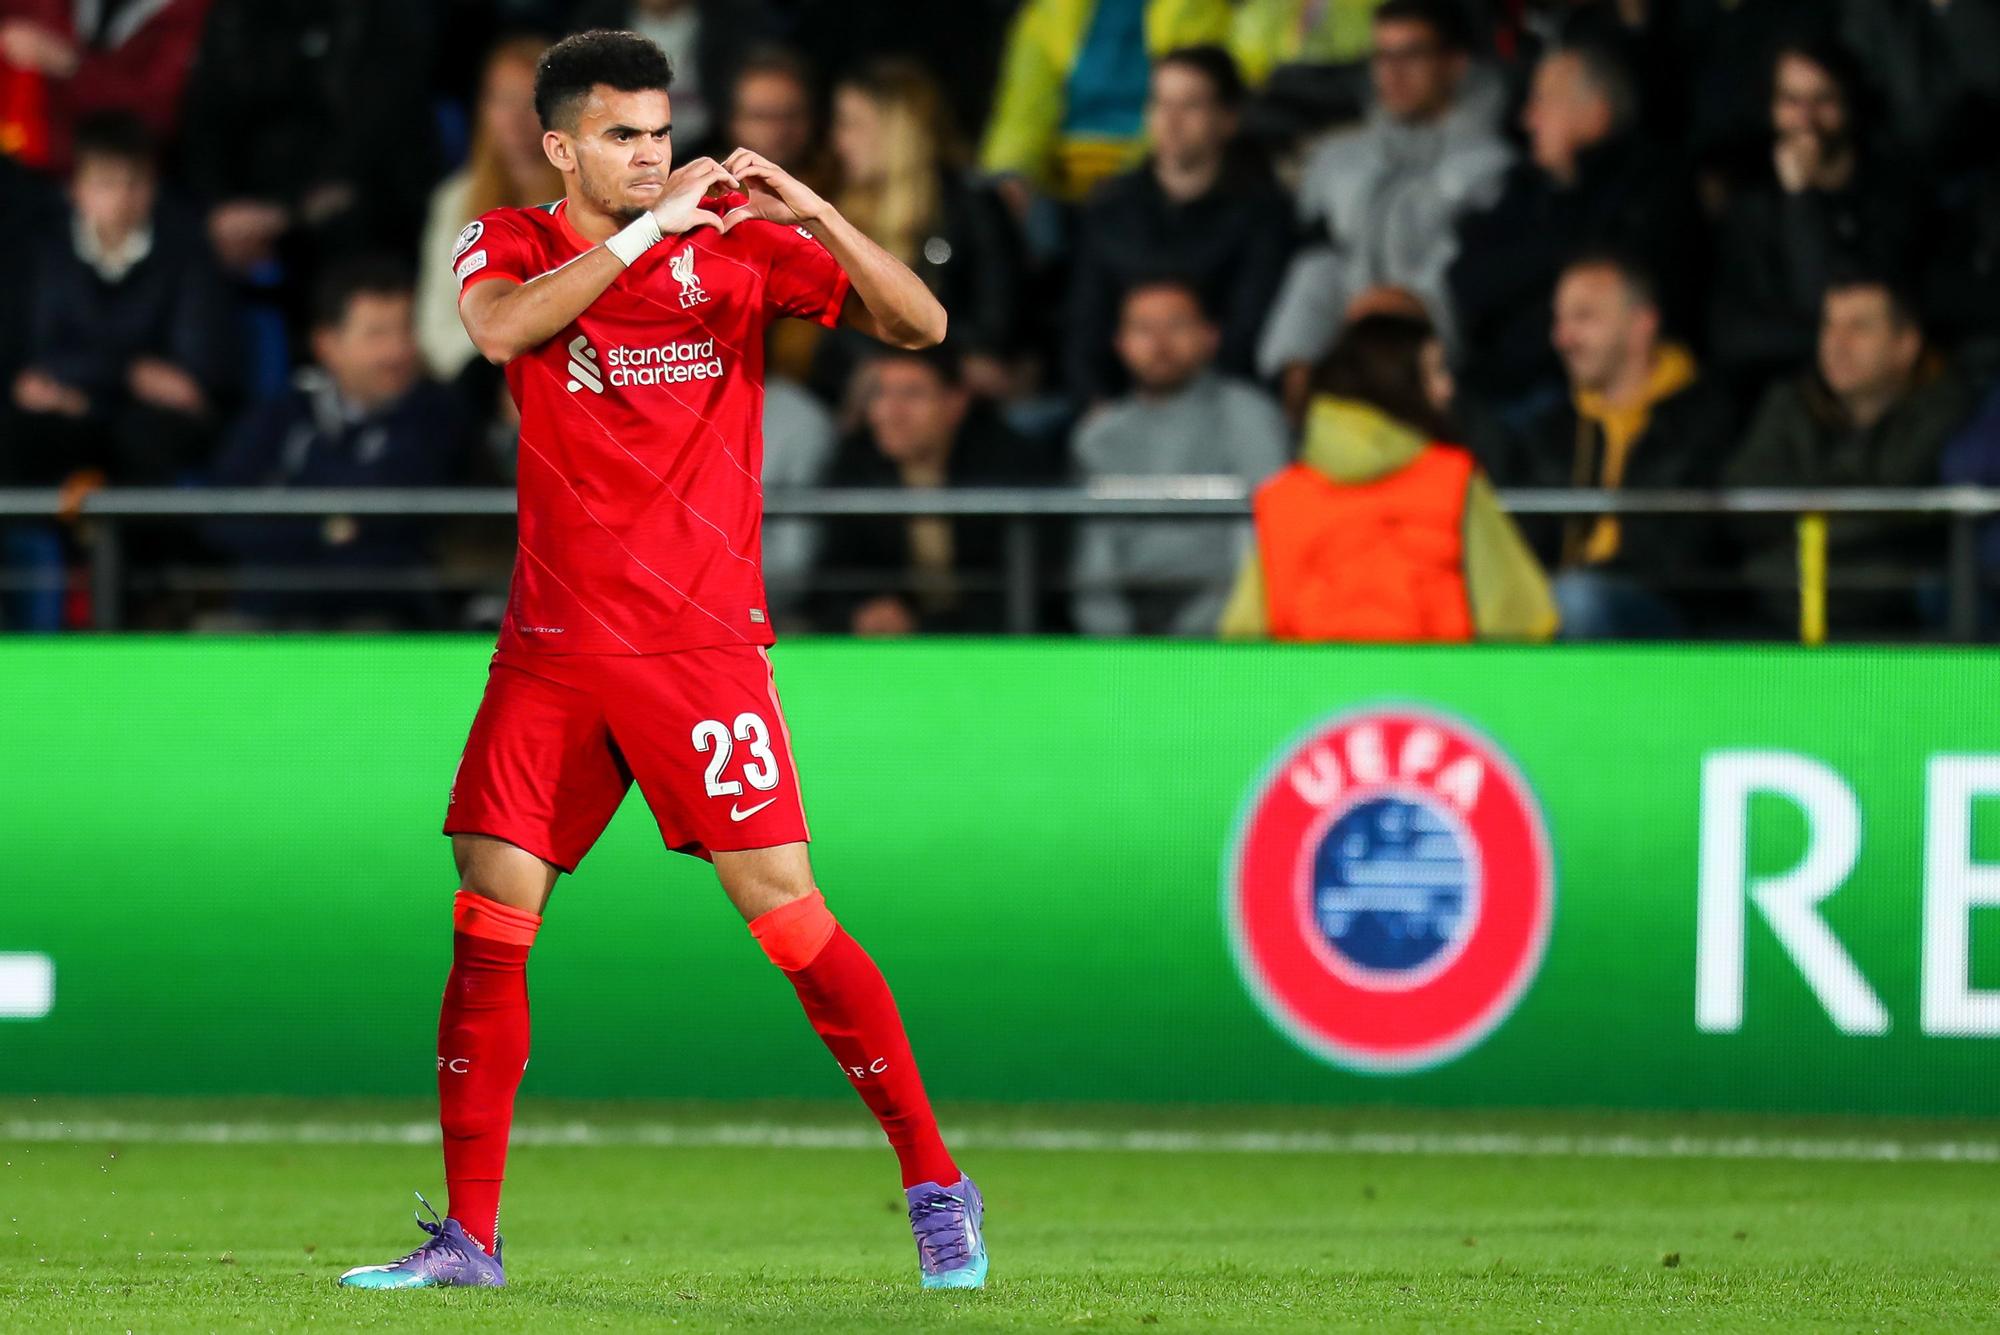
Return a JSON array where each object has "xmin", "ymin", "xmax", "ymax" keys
[{"xmin": 1220, "ymin": 313, "xmax": 1556, "ymax": 641}]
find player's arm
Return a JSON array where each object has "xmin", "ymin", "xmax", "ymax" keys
[
  {"xmin": 459, "ymin": 249, "xmax": 624, "ymax": 366},
  {"xmin": 721, "ymin": 149, "xmax": 948, "ymax": 350},
  {"xmin": 459, "ymin": 157, "xmax": 741, "ymax": 365}
]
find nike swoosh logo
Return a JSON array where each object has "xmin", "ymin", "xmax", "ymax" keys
[{"xmin": 729, "ymin": 798, "xmax": 777, "ymax": 822}]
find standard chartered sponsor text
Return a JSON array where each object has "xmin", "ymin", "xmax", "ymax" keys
[{"xmin": 605, "ymin": 338, "xmax": 725, "ymax": 386}]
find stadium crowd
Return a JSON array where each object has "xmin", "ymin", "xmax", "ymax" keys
[{"xmin": 0, "ymin": 0, "xmax": 1997, "ymax": 640}]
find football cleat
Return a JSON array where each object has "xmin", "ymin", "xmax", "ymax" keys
[
  {"xmin": 337, "ymin": 1193, "xmax": 506, "ymax": 1289},
  {"xmin": 906, "ymin": 1175, "xmax": 987, "ymax": 1290}
]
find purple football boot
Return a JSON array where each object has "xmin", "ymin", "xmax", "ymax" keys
[
  {"xmin": 906, "ymin": 1175, "xmax": 987, "ymax": 1290},
  {"xmin": 338, "ymin": 1193, "xmax": 506, "ymax": 1289}
]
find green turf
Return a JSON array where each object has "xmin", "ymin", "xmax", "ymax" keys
[{"xmin": 3, "ymin": 1099, "xmax": 1998, "ymax": 1332}]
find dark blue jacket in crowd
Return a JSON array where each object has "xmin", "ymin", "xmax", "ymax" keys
[
  {"xmin": 1942, "ymin": 382, "xmax": 2000, "ymax": 573},
  {"xmin": 27, "ymin": 200, "xmax": 237, "ymax": 402},
  {"xmin": 0, "ymin": 159, "xmax": 58, "ymax": 385},
  {"xmin": 206, "ymin": 368, "xmax": 467, "ymax": 577}
]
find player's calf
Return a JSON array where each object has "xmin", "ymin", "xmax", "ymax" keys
[{"xmin": 743, "ymin": 885, "xmax": 986, "ymax": 1287}]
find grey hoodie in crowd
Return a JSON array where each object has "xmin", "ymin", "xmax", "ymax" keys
[
  {"xmin": 1256, "ymin": 67, "xmax": 1512, "ymax": 376},
  {"xmin": 1070, "ymin": 371, "xmax": 1291, "ymax": 637}
]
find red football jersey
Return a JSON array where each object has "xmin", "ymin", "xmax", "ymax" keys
[{"xmin": 455, "ymin": 199, "xmax": 851, "ymax": 653}]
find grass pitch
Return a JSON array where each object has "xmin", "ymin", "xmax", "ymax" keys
[{"xmin": 2, "ymin": 1098, "xmax": 1998, "ymax": 1332}]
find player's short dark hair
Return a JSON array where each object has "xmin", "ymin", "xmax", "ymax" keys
[
  {"xmin": 71, "ymin": 111, "xmax": 156, "ymax": 173},
  {"xmin": 1154, "ymin": 45, "xmax": 1246, "ymax": 110},
  {"xmin": 310, "ymin": 255, "xmax": 414, "ymax": 331},
  {"xmin": 1373, "ymin": 0, "xmax": 1473, "ymax": 53},
  {"xmin": 1561, "ymin": 247, "xmax": 1660, "ymax": 312},
  {"xmin": 870, "ymin": 343, "xmax": 964, "ymax": 389},
  {"xmin": 534, "ymin": 29, "xmax": 675, "ymax": 131}
]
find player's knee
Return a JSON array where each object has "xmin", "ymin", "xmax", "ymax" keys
[
  {"xmin": 735, "ymin": 870, "xmax": 815, "ymax": 914},
  {"xmin": 715, "ymin": 844, "xmax": 816, "ymax": 921},
  {"xmin": 746, "ymin": 886, "xmax": 838, "ymax": 971},
  {"xmin": 455, "ymin": 877, "xmax": 543, "ymax": 914},
  {"xmin": 452, "ymin": 834, "xmax": 556, "ymax": 912}
]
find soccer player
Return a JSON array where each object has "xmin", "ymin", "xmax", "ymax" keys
[{"xmin": 337, "ymin": 30, "xmax": 984, "ymax": 1292}]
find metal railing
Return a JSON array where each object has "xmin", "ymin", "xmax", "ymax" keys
[{"xmin": 0, "ymin": 483, "xmax": 1995, "ymax": 639}]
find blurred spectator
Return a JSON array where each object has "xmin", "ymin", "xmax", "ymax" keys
[
  {"xmin": 206, "ymin": 257, "xmax": 467, "ymax": 626},
  {"xmin": 566, "ymin": 0, "xmax": 782, "ymax": 154},
  {"xmin": 1230, "ymin": 0, "xmax": 1389, "ymax": 85},
  {"xmin": 1500, "ymin": 252, "xmax": 1734, "ymax": 639},
  {"xmin": 1508, "ymin": 0, "xmax": 1692, "ymax": 144},
  {"xmin": 820, "ymin": 59, "xmax": 1021, "ymax": 399},
  {"xmin": 0, "ymin": 0, "xmax": 209, "ymax": 174},
  {"xmin": 1067, "ymin": 45, "xmax": 1291, "ymax": 404},
  {"xmin": 1667, "ymin": 0, "xmax": 1838, "ymax": 182},
  {"xmin": 1708, "ymin": 38, "xmax": 1917, "ymax": 400},
  {"xmin": 415, "ymin": 35, "xmax": 561, "ymax": 381},
  {"xmin": 179, "ymin": 1, "xmax": 436, "ymax": 278},
  {"xmin": 1838, "ymin": 0, "xmax": 2000, "ymax": 176},
  {"xmin": 817, "ymin": 347, "xmax": 1053, "ymax": 635},
  {"xmin": 4, "ymin": 113, "xmax": 234, "ymax": 488},
  {"xmin": 760, "ymin": 375, "xmax": 836, "ymax": 621},
  {"xmin": 1730, "ymin": 274, "xmax": 1974, "ymax": 632},
  {"xmin": 979, "ymin": 0, "xmax": 1233, "ymax": 205},
  {"xmin": 722, "ymin": 46, "xmax": 830, "ymax": 185},
  {"xmin": 1256, "ymin": 0, "xmax": 1512, "ymax": 407},
  {"xmin": 1070, "ymin": 278, "xmax": 1289, "ymax": 637},
  {"xmin": 784, "ymin": 0, "xmax": 1016, "ymax": 142},
  {"xmin": 1734, "ymin": 277, "xmax": 1970, "ymax": 491},
  {"xmin": 1220, "ymin": 313, "xmax": 1556, "ymax": 642},
  {"xmin": 1447, "ymin": 40, "xmax": 1701, "ymax": 413}
]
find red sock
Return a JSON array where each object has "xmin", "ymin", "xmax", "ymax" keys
[
  {"xmin": 750, "ymin": 891, "xmax": 959, "ymax": 1188},
  {"xmin": 437, "ymin": 890, "xmax": 540, "ymax": 1255}
]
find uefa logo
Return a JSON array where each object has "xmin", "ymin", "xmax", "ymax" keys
[{"xmin": 1224, "ymin": 707, "xmax": 1554, "ymax": 1073}]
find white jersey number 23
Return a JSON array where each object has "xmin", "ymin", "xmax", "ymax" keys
[{"xmin": 691, "ymin": 713, "xmax": 780, "ymax": 797}]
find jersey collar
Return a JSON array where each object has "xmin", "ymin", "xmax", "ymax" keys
[{"xmin": 553, "ymin": 198, "xmax": 592, "ymax": 254}]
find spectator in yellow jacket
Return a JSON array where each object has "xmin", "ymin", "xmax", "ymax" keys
[
  {"xmin": 980, "ymin": 0, "xmax": 1233, "ymax": 202},
  {"xmin": 1230, "ymin": 0, "xmax": 1390, "ymax": 87}
]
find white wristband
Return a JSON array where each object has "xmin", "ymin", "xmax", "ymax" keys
[{"xmin": 605, "ymin": 213, "xmax": 663, "ymax": 266}]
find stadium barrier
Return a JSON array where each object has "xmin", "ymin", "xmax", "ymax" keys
[
  {"xmin": 0, "ymin": 484, "xmax": 1997, "ymax": 639},
  {"xmin": 3, "ymin": 637, "xmax": 1998, "ymax": 1115}
]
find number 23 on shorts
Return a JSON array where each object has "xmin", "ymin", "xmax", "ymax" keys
[{"xmin": 691, "ymin": 713, "xmax": 781, "ymax": 799}]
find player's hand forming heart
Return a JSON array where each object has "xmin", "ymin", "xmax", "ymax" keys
[
  {"xmin": 719, "ymin": 149, "xmax": 829, "ymax": 230},
  {"xmin": 647, "ymin": 157, "xmax": 740, "ymax": 235}
]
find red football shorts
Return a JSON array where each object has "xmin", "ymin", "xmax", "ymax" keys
[{"xmin": 443, "ymin": 644, "xmax": 810, "ymax": 870}]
